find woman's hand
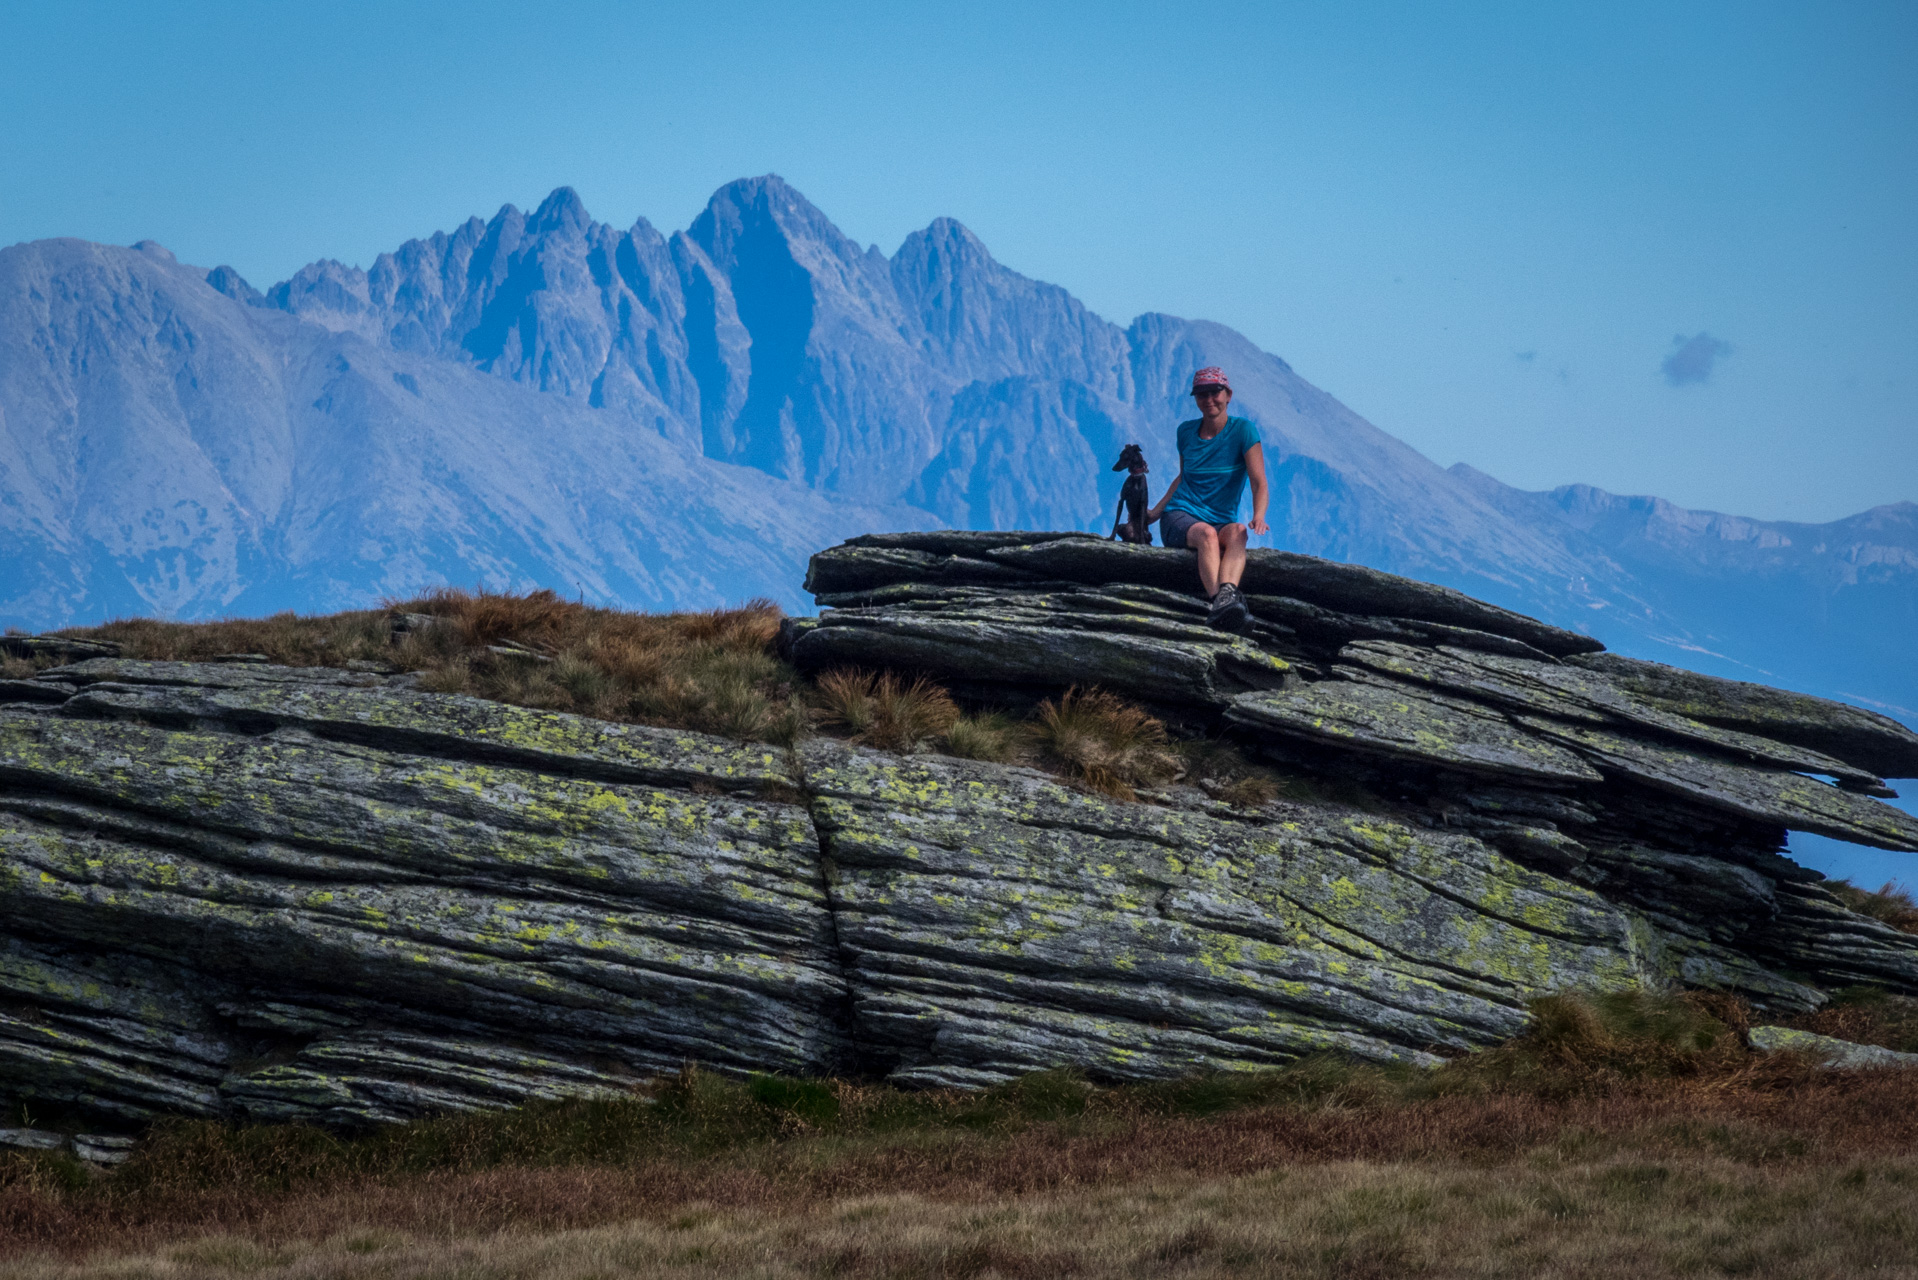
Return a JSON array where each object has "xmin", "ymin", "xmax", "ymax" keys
[
  {"xmin": 1243, "ymin": 445, "xmax": 1270, "ymax": 538},
  {"xmin": 1149, "ymin": 474, "xmax": 1182, "ymax": 523}
]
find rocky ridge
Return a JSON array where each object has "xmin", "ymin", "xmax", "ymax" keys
[{"xmin": 1, "ymin": 533, "xmax": 1916, "ymax": 1152}]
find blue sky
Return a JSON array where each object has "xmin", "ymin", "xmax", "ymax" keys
[
  {"xmin": 2, "ymin": 0, "xmax": 1914, "ymax": 882},
  {"xmin": 2, "ymin": 0, "xmax": 1912, "ymax": 524}
]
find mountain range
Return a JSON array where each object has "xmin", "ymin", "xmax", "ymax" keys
[{"xmin": 2, "ymin": 176, "xmax": 1912, "ymax": 727}]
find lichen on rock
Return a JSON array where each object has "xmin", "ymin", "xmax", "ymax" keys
[{"xmin": 0, "ymin": 530, "xmax": 1911, "ymax": 1137}]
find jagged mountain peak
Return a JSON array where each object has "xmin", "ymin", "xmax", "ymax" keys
[
  {"xmin": 530, "ymin": 185, "xmax": 590, "ymax": 232},
  {"xmin": 702, "ymin": 172, "xmax": 812, "ymax": 215},
  {"xmin": 893, "ymin": 215, "xmax": 1015, "ymax": 293},
  {"xmin": 890, "ymin": 215, "xmax": 1134, "ymax": 408},
  {"xmin": 204, "ymin": 264, "xmax": 262, "ymax": 305},
  {"xmin": 4, "ymin": 179, "xmax": 1908, "ymax": 723},
  {"xmin": 688, "ymin": 173, "xmax": 872, "ymax": 278},
  {"xmin": 903, "ymin": 215, "xmax": 985, "ymax": 254}
]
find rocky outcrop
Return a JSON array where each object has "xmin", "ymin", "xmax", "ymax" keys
[
  {"xmin": 0, "ymin": 660, "xmax": 844, "ymax": 1127},
  {"xmin": 1, "ymin": 533, "xmax": 1915, "ymax": 1139},
  {"xmin": 803, "ymin": 739, "xmax": 1696, "ymax": 1089},
  {"xmin": 787, "ymin": 532, "xmax": 1918, "ymax": 994},
  {"xmin": 1748, "ymin": 1026, "xmax": 1918, "ymax": 1069}
]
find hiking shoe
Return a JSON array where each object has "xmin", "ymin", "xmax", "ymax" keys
[{"xmin": 1207, "ymin": 582, "xmax": 1250, "ymax": 632}]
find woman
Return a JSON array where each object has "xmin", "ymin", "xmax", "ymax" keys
[{"xmin": 1146, "ymin": 366, "xmax": 1269, "ymax": 631}]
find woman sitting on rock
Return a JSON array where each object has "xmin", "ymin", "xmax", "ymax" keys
[{"xmin": 1146, "ymin": 366, "xmax": 1270, "ymax": 631}]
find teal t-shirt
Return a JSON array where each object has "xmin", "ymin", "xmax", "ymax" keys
[{"xmin": 1166, "ymin": 416, "xmax": 1262, "ymax": 526}]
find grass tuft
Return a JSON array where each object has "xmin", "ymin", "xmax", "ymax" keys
[
  {"xmin": 1436, "ymin": 991, "xmax": 1755, "ymax": 1100},
  {"xmin": 0, "ymin": 656, "xmax": 37, "ymax": 680},
  {"xmin": 943, "ymin": 711, "xmax": 1025, "ymax": 763},
  {"xmin": 78, "ymin": 609, "xmax": 396, "ymax": 668},
  {"xmin": 1031, "ymin": 687, "xmax": 1180, "ymax": 800},
  {"xmin": 422, "ymin": 586, "xmax": 576, "ymax": 650},
  {"xmin": 1216, "ymin": 773, "xmax": 1281, "ymax": 808},
  {"xmin": 812, "ymin": 668, "xmax": 959, "ymax": 753},
  {"xmin": 1825, "ymin": 879, "xmax": 1918, "ymax": 933},
  {"xmin": 1173, "ymin": 738, "xmax": 1318, "ymax": 808}
]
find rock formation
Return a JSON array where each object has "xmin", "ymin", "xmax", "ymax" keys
[{"xmin": 1, "ymin": 532, "xmax": 1915, "ymax": 1149}]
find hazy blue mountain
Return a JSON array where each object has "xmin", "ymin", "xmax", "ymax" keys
[
  {"xmin": 0, "ymin": 234, "xmax": 928, "ymax": 623},
  {"xmin": 1450, "ymin": 469, "xmax": 1918, "ymax": 717},
  {"xmin": 2, "ymin": 175, "xmax": 1911, "ymax": 729}
]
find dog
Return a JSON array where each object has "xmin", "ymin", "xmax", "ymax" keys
[{"xmin": 1110, "ymin": 443, "xmax": 1154, "ymax": 544}]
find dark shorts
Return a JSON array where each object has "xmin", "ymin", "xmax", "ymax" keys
[
  {"xmin": 1160, "ymin": 509, "xmax": 1213, "ymax": 550},
  {"xmin": 1160, "ymin": 509, "xmax": 1199, "ymax": 549}
]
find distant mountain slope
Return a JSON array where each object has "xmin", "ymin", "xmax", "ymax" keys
[
  {"xmin": 0, "ymin": 175, "xmax": 1910, "ymax": 722},
  {"xmin": 0, "ymin": 236, "xmax": 927, "ymax": 624},
  {"xmin": 1452, "ymin": 469, "xmax": 1918, "ymax": 716},
  {"xmin": 258, "ymin": 179, "xmax": 1605, "ymax": 602}
]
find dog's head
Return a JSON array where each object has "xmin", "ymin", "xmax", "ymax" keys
[{"xmin": 1111, "ymin": 442, "xmax": 1147, "ymax": 473}]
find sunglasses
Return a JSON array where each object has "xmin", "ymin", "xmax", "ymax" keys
[{"xmin": 1193, "ymin": 386, "xmax": 1229, "ymax": 399}]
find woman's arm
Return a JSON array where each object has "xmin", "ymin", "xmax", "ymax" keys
[
  {"xmin": 1244, "ymin": 442, "xmax": 1269, "ymax": 536},
  {"xmin": 1146, "ymin": 473, "xmax": 1182, "ymax": 522}
]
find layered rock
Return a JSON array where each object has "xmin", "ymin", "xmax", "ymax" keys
[
  {"xmin": 1, "ymin": 533, "xmax": 1915, "ymax": 1139},
  {"xmin": 787, "ymin": 532, "xmax": 1918, "ymax": 996},
  {"xmin": 0, "ymin": 660, "xmax": 846, "ymax": 1131},
  {"xmin": 801, "ymin": 740, "xmax": 1781, "ymax": 1089},
  {"xmin": 1748, "ymin": 1026, "xmax": 1918, "ymax": 1069}
]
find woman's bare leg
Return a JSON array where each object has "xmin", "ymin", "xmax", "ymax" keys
[
  {"xmin": 1189, "ymin": 523, "xmax": 1222, "ymax": 596},
  {"xmin": 1218, "ymin": 523, "xmax": 1249, "ymax": 587}
]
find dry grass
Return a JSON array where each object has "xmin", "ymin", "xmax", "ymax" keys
[
  {"xmin": 34, "ymin": 599, "xmax": 1302, "ymax": 799},
  {"xmin": 62, "ymin": 608, "xmax": 397, "ymax": 668},
  {"xmin": 9, "ymin": 1075, "xmax": 1918, "ymax": 1275},
  {"xmin": 1434, "ymin": 991, "xmax": 1755, "ymax": 1103},
  {"xmin": 2, "ymin": 991, "xmax": 1903, "ymax": 1269},
  {"xmin": 15, "ymin": 1157, "xmax": 1918, "ymax": 1280},
  {"xmin": 1826, "ymin": 879, "xmax": 1918, "ymax": 933},
  {"xmin": 62, "ymin": 591, "xmax": 806, "ymax": 745},
  {"xmin": 1173, "ymin": 738, "xmax": 1312, "ymax": 809},
  {"xmin": 812, "ymin": 668, "xmax": 961, "ymax": 753},
  {"xmin": 1031, "ymin": 687, "xmax": 1182, "ymax": 800}
]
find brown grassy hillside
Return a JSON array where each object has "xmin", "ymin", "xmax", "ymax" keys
[{"xmin": 4, "ymin": 994, "xmax": 1918, "ymax": 1276}]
